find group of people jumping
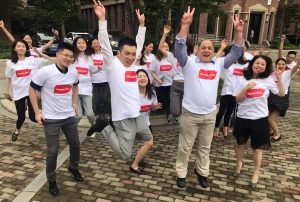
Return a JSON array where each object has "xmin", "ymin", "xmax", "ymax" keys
[{"xmin": 1, "ymin": 0, "xmax": 299, "ymax": 197}]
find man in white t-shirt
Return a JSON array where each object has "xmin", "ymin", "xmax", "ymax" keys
[
  {"xmin": 87, "ymin": 0, "xmax": 153, "ymax": 175},
  {"xmin": 29, "ymin": 43, "xmax": 83, "ymax": 197},
  {"xmin": 174, "ymin": 7, "xmax": 245, "ymax": 188},
  {"xmin": 278, "ymin": 35, "xmax": 298, "ymax": 75}
]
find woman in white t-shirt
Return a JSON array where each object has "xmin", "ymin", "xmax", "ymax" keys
[
  {"xmin": 150, "ymin": 27, "xmax": 175, "ymax": 124},
  {"xmin": 72, "ymin": 36, "xmax": 98, "ymax": 127},
  {"xmin": 214, "ymin": 52, "xmax": 249, "ymax": 140},
  {"xmin": 268, "ymin": 58, "xmax": 300, "ymax": 142},
  {"xmin": 89, "ymin": 38, "xmax": 111, "ymax": 119},
  {"xmin": 137, "ymin": 69, "xmax": 161, "ymax": 131},
  {"xmin": 233, "ymin": 55, "xmax": 285, "ymax": 190},
  {"xmin": 139, "ymin": 41, "xmax": 155, "ymax": 83},
  {"xmin": 4, "ymin": 39, "xmax": 44, "ymax": 142}
]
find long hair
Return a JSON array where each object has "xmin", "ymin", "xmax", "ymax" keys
[
  {"xmin": 136, "ymin": 69, "xmax": 155, "ymax": 100},
  {"xmin": 140, "ymin": 41, "xmax": 153, "ymax": 66},
  {"xmin": 11, "ymin": 40, "xmax": 30, "ymax": 63},
  {"xmin": 73, "ymin": 36, "xmax": 90, "ymax": 61},
  {"xmin": 237, "ymin": 51, "xmax": 249, "ymax": 65},
  {"xmin": 88, "ymin": 37, "xmax": 100, "ymax": 55},
  {"xmin": 243, "ymin": 55, "xmax": 273, "ymax": 80}
]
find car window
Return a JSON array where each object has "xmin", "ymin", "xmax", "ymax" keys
[{"xmin": 65, "ymin": 33, "xmax": 72, "ymax": 39}]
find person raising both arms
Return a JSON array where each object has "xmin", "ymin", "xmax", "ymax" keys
[
  {"xmin": 174, "ymin": 6, "xmax": 245, "ymax": 188},
  {"xmin": 0, "ymin": 20, "xmax": 59, "ymax": 58},
  {"xmin": 87, "ymin": 0, "xmax": 153, "ymax": 175}
]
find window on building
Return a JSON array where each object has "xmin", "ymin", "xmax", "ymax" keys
[{"xmin": 206, "ymin": 14, "xmax": 216, "ymax": 34}]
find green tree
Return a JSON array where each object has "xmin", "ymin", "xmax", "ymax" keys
[
  {"xmin": 131, "ymin": 0, "xmax": 228, "ymax": 46},
  {"xmin": 25, "ymin": 0, "xmax": 81, "ymax": 36},
  {"xmin": 0, "ymin": 0, "xmax": 24, "ymax": 20}
]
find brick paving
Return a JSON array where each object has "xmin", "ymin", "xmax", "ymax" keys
[{"xmin": 0, "ymin": 112, "xmax": 298, "ymax": 201}]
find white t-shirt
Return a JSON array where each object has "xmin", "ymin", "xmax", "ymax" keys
[
  {"xmin": 244, "ymin": 52, "xmax": 254, "ymax": 61},
  {"xmin": 98, "ymin": 20, "xmax": 146, "ymax": 121},
  {"xmin": 29, "ymin": 47, "xmax": 42, "ymax": 58},
  {"xmin": 140, "ymin": 53, "xmax": 156, "ymax": 83},
  {"xmin": 91, "ymin": 53, "xmax": 107, "ymax": 83},
  {"xmin": 71, "ymin": 55, "xmax": 99, "ymax": 96},
  {"xmin": 139, "ymin": 92, "xmax": 158, "ymax": 126},
  {"xmin": 233, "ymin": 76, "xmax": 279, "ymax": 120},
  {"xmin": 182, "ymin": 56, "xmax": 225, "ymax": 114},
  {"xmin": 5, "ymin": 56, "xmax": 43, "ymax": 101},
  {"xmin": 270, "ymin": 68, "xmax": 292, "ymax": 94},
  {"xmin": 173, "ymin": 58, "xmax": 184, "ymax": 81},
  {"xmin": 221, "ymin": 63, "xmax": 248, "ymax": 95},
  {"xmin": 150, "ymin": 52, "xmax": 175, "ymax": 86},
  {"xmin": 31, "ymin": 64, "xmax": 79, "ymax": 119}
]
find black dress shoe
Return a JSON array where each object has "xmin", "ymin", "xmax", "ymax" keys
[
  {"xmin": 271, "ymin": 135, "xmax": 281, "ymax": 142},
  {"xmin": 49, "ymin": 181, "xmax": 59, "ymax": 197},
  {"xmin": 129, "ymin": 166, "xmax": 145, "ymax": 175},
  {"xmin": 87, "ymin": 118, "xmax": 110, "ymax": 136},
  {"xmin": 68, "ymin": 167, "xmax": 84, "ymax": 182},
  {"xmin": 249, "ymin": 182, "xmax": 257, "ymax": 190},
  {"xmin": 12, "ymin": 131, "xmax": 19, "ymax": 142},
  {"xmin": 194, "ymin": 168, "xmax": 208, "ymax": 188},
  {"xmin": 176, "ymin": 177, "xmax": 186, "ymax": 188}
]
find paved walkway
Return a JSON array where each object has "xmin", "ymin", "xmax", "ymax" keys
[{"xmin": 0, "ymin": 108, "xmax": 300, "ymax": 201}]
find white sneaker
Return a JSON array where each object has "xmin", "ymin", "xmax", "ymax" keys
[{"xmin": 90, "ymin": 132, "xmax": 96, "ymax": 138}]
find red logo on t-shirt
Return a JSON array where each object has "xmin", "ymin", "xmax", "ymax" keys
[
  {"xmin": 93, "ymin": 60, "xmax": 103, "ymax": 66},
  {"xmin": 146, "ymin": 62, "xmax": 151, "ymax": 68},
  {"xmin": 140, "ymin": 104, "xmax": 151, "ymax": 112},
  {"xmin": 125, "ymin": 71, "xmax": 137, "ymax": 82},
  {"xmin": 76, "ymin": 67, "xmax": 89, "ymax": 75},
  {"xmin": 160, "ymin": 64, "xmax": 172, "ymax": 71},
  {"xmin": 246, "ymin": 88, "xmax": 265, "ymax": 98},
  {"xmin": 198, "ymin": 69, "xmax": 217, "ymax": 80},
  {"xmin": 16, "ymin": 69, "xmax": 31, "ymax": 77},
  {"xmin": 233, "ymin": 68, "xmax": 243, "ymax": 76},
  {"xmin": 54, "ymin": 84, "xmax": 72, "ymax": 94}
]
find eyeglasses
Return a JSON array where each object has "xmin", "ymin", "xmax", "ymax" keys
[{"xmin": 58, "ymin": 52, "xmax": 74, "ymax": 60}]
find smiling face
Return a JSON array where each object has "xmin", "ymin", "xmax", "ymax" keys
[
  {"xmin": 56, "ymin": 49, "xmax": 74, "ymax": 68},
  {"xmin": 76, "ymin": 38, "xmax": 87, "ymax": 52},
  {"xmin": 118, "ymin": 45, "xmax": 136, "ymax": 67},
  {"xmin": 23, "ymin": 35, "xmax": 32, "ymax": 46},
  {"xmin": 92, "ymin": 39, "xmax": 101, "ymax": 52},
  {"xmin": 145, "ymin": 43, "xmax": 153, "ymax": 54},
  {"xmin": 137, "ymin": 71, "xmax": 148, "ymax": 87},
  {"xmin": 197, "ymin": 40, "xmax": 215, "ymax": 63},
  {"xmin": 252, "ymin": 57, "xmax": 267, "ymax": 76},
  {"xmin": 275, "ymin": 59, "xmax": 286, "ymax": 71},
  {"xmin": 286, "ymin": 53, "xmax": 296, "ymax": 64},
  {"xmin": 14, "ymin": 41, "xmax": 27, "ymax": 56}
]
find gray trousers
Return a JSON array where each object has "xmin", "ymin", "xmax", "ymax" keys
[
  {"xmin": 43, "ymin": 116, "xmax": 80, "ymax": 182},
  {"xmin": 102, "ymin": 116, "xmax": 152, "ymax": 162},
  {"xmin": 78, "ymin": 94, "xmax": 96, "ymax": 125},
  {"xmin": 170, "ymin": 80, "xmax": 184, "ymax": 118}
]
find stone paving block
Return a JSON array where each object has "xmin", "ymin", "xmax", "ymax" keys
[{"xmin": 158, "ymin": 195, "xmax": 175, "ymax": 202}]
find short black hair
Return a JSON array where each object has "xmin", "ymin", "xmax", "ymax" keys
[
  {"xmin": 57, "ymin": 42, "xmax": 75, "ymax": 53},
  {"xmin": 243, "ymin": 55, "xmax": 273, "ymax": 80},
  {"xmin": 287, "ymin": 51, "xmax": 297, "ymax": 56},
  {"xmin": 118, "ymin": 37, "xmax": 137, "ymax": 51},
  {"xmin": 11, "ymin": 39, "xmax": 30, "ymax": 63}
]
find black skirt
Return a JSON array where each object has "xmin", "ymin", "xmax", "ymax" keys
[{"xmin": 268, "ymin": 92, "xmax": 289, "ymax": 117}]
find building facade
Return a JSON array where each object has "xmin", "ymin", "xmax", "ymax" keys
[{"xmin": 80, "ymin": 0, "xmax": 283, "ymax": 45}]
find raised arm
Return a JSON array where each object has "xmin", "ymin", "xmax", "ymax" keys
[
  {"xmin": 0, "ymin": 20, "xmax": 15, "ymax": 43},
  {"xmin": 291, "ymin": 60, "xmax": 300, "ymax": 77},
  {"xmin": 158, "ymin": 25, "xmax": 171, "ymax": 56},
  {"xmin": 223, "ymin": 14, "xmax": 244, "ymax": 69},
  {"xmin": 275, "ymin": 70, "xmax": 285, "ymax": 97},
  {"xmin": 175, "ymin": 6, "xmax": 195, "ymax": 67},
  {"xmin": 135, "ymin": 9, "xmax": 146, "ymax": 59},
  {"xmin": 215, "ymin": 39, "xmax": 228, "ymax": 58},
  {"xmin": 41, "ymin": 29, "xmax": 59, "ymax": 51},
  {"xmin": 94, "ymin": 0, "xmax": 113, "ymax": 70},
  {"xmin": 278, "ymin": 35, "xmax": 285, "ymax": 59}
]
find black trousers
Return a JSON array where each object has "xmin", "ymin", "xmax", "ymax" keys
[
  {"xmin": 14, "ymin": 96, "xmax": 36, "ymax": 129},
  {"xmin": 155, "ymin": 86, "xmax": 171, "ymax": 116},
  {"xmin": 215, "ymin": 95, "xmax": 236, "ymax": 128}
]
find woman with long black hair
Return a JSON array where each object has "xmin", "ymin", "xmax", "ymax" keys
[{"xmin": 4, "ymin": 39, "xmax": 45, "ymax": 141}]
